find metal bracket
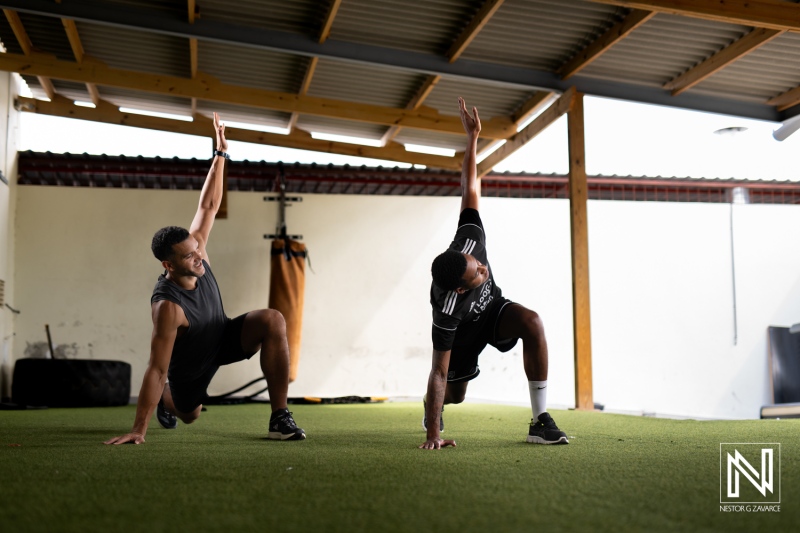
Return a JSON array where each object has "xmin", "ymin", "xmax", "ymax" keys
[{"xmin": 264, "ymin": 195, "xmax": 303, "ymax": 203}]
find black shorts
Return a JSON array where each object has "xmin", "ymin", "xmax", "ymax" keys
[
  {"xmin": 447, "ymin": 298, "xmax": 518, "ymax": 383},
  {"xmin": 169, "ymin": 313, "xmax": 256, "ymax": 413}
]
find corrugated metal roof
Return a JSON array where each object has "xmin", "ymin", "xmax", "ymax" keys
[
  {"xmin": 307, "ymin": 57, "xmax": 424, "ymax": 108},
  {"xmin": 7, "ymin": 11, "xmax": 74, "ymax": 61},
  {"xmin": 198, "ymin": 0, "xmax": 324, "ymax": 37},
  {"xmin": 581, "ymin": 14, "xmax": 750, "ymax": 87},
  {"xmin": 76, "ymin": 21, "xmax": 191, "ymax": 78},
  {"xmin": 331, "ymin": 0, "xmax": 481, "ymax": 55},
  {"xmin": 462, "ymin": 0, "xmax": 625, "ymax": 70},
  {"xmin": 424, "ymin": 77, "xmax": 533, "ymax": 119},
  {"xmin": 198, "ymin": 41, "xmax": 305, "ymax": 93},
  {"xmin": 690, "ymin": 32, "xmax": 800, "ymax": 103}
]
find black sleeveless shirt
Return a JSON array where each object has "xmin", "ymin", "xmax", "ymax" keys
[{"xmin": 151, "ymin": 259, "xmax": 228, "ymax": 383}]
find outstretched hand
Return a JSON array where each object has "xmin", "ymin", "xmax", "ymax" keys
[
  {"xmin": 104, "ymin": 432, "xmax": 145, "ymax": 445},
  {"xmin": 419, "ymin": 438, "xmax": 457, "ymax": 450},
  {"xmin": 458, "ymin": 97, "xmax": 481, "ymax": 138},
  {"xmin": 213, "ymin": 112, "xmax": 228, "ymax": 152}
]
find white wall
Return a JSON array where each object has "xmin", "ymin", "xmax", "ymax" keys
[
  {"xmin": 12, "ymin": 183, "xmax": 800, "ymax": 418},
  {"xmin": 0, "ymin": 72, "xmax": 20, "ymax": 401}
]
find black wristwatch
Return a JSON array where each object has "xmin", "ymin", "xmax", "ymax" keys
[{"xmin": 213, "ymin": 150, "xmax": 230, "ymax": 159}]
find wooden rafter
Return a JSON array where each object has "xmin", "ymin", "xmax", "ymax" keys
[
  {"xmin": 3, "ymin": 9, "xmax": 55, "ymax": 99},
  {"xmin": 511, "ymin": 91, "xmax": 555, "ymax": 126},
  {"xmin": 380, "ymin": 75, "xmax": 441, "ymax": 146},
  {"xmin": 61, "ymin": 18, "xmax": 101, "ymax": 105},
  {"xmin": 477, "ymin": 87, "xmax": 576, "ymax": 178},
  {"xmin": 188, "ymin": 0, "xmax": 198, "ymax": 116},
  {"xmin": 447, "ymin": 0, "xmax": 505, "ymax": 62},
  {"xmin": 288, "ymin": 56, "xmax": 319, "ymax": 133},
  {"xmin": 586, "ymin": 0, "xmax": 800, "ymax": 32},
  {"xmin": 664, "ymin": 27, "xmax": 784, "ymax": 95},
  {"xmin": 16, "ymin": 95, "xmax": 463, "ymax": 170},
  {"xmin": 0, "ymin": 52, "xmax": 516, "ymax": 138},
  {"xmin": 319, "ymin": 0, "xmax": 343, "ymax": 44},
  {"xmin": 558, "ymin": 9, "xmax": 655, "ymax": 79},
  {"xmin": 767, "ymin": 85, "xmax": 800, "ymax": 111}
]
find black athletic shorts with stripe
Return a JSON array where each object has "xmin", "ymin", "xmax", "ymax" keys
[
  {"xmin": 447, "ymin": 297, "xmax": 519, "ymax": 383},
  {"xmin": 169, "ymin": 313, "xmax": 256, "ymax": 413}
]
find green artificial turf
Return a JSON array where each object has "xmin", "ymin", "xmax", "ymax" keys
[{"xmin": 0, "ymin": 403, "xmax": 797, "ymax": 532}]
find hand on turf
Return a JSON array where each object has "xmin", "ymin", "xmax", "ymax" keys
[
  {"xmin": 418, "ymin": 438, "xmax": 457, "ymax": 450},
  {"xmin": 104, "ymin": 432, "xmax": 145, "ymax": 445}
]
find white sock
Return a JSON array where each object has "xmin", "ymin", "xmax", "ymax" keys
[{"xmin": 529, "ymin": 380, "xmax": 548, "ymax": 419}]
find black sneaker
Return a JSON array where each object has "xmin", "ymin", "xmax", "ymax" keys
[
  {"xmin": 268, "ymin": 409, "xmax": 306, "ymax": 441},
  {"xmin": 422, "ymin": 397, "xmax": 444, "ymax": 433},
  {"xmin": 527, "ymin": 412, "xmax": 568, "ymax": 445},
  {"xmin": 156, "ymin": 398, "xmax": 177, "ymax": 430}
]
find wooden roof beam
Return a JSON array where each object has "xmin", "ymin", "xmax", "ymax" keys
[
  {"xmin": 188, "ymin": 0, "xmax": 198, "ymax": 116},
  {"xmin": 446, "ymin": 0, "xmax": 505, "ymax": 62},
  {"xmin": 664, "ymin": 27, "xmax": 784, "ymax": 96},
  {"xmin": 3, "ymin": 9, "xmax": 55, "ymax": 99},
  {"xmin": 511, "ymin": 91, "xmax": 555, "ymax": 127},
  {"xmin": 558, "ymin": 9, "xmax": 655, "ymax": 79},
  {"xmin": 381, "ymin": 74, "xmax": 441, "ymax": 146},
  {"xmin": 586, "ymin": 0, "xmax": 800, "ymax": 32},
  {"xmin": 16, "ymin": 95, "xmax": 463, "ymax": 170},
  {"xmin": 0, "ymin": 51, "xmax": 516, "ymax": 138},
  {"xmin": 288, "ymin": 56, "xmax": 319, "ymax": 133},
  {"xmin": 319, "ymin": 0, "xmax": 343, "ymax": 44},
  {"xmin": 61, "ymin": 18, "xmax": 101, "ymax": 105},
  {"xmin": 477, "ymin": 87, "xmax": 576, "ymax": 178}
]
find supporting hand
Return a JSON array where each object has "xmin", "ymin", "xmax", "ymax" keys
[
  {"xmin": 418, "ymin": 438, "xmax": 457, "ymax": 450},
  {"xmin": 458, "ymin": 97, "xmax": 481, "ymax": 138},
  {"xmin": 104, "ymin": 432, "xmax": 145, "ymax": 445},
  {"xmin": 213, "ymin": 112, "xmax": 228, "ymax": 152}
]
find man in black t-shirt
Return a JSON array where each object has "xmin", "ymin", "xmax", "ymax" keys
[
  {"xmin": 105, "ymin": 113, "xmax": 304, "ymax": 445},
  {"xmin": 420, "ymin": 98, "xmax": 569, "ymax": 450}
]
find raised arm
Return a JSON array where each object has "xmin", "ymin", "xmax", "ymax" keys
[
  {"xmin": 189, "ymin": 112, "xmax": 228, "ymax": 260},
  {"xmin": 458, "ymin": 97, "xmax": 481, "ymax": 213},
  {"xmin": 104, "ymin": 300, "xmax": 183, "ymax": 445}
]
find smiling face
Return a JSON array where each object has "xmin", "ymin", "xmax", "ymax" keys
[
  {"xmin": 457, "ymin": 253, "xmax": 489, "ymax": 293},
  {"xmin": 163, "ymin": 236, "xmax": 206, "ymax": 279}
]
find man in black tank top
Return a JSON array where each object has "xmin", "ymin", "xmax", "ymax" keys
[
  {"xmin": 105, "ymin": 113, "xmax": 305, "ymax": 444},
  {"xmin": 419, "ymin": 98, "xmax": 568, "ymax": 450}
]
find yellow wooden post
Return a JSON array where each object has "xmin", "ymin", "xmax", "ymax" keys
[{"xmin": 568, "ymin": 91, "xmax": 593, "ymax": 411}]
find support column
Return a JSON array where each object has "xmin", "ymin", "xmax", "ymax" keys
[{"xmin": 567, "ymin": 91, "xmax": 593, "ymax": 411}]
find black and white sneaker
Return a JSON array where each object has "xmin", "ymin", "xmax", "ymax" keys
[
  {"xmin": 156, "ymin": 398, "xmax": 177, "ymax": 430},
  {"xmin": 268, "ymin": 409, "xmax": 306, "ymax": 441},
  {"xmin": 422, "ymin": 397, "xmax": 444, "ymax": 433},
  {"xmin": 527, "ymin": 412, "xmax": 568, "ymax": 445}
]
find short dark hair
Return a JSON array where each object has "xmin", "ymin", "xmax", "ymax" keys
[
  {"xmin": 431, "ymin": 251, "xmax": 467, "ymax": 291},
  {"xmin": 151, "ymin": 226, "xmax": 190, "ymax": 261}
]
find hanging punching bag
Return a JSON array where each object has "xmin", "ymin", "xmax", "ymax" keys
[{"xmin": 269, "ymin": 239, "xmax": 307, "ymax": 382}]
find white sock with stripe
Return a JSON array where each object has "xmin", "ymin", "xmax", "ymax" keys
[{"xmin": 528, "ymin": 380, "xmax": 548, "ymax": 420}]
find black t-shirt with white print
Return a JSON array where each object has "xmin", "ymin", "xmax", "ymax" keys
[{"xmin": 430, "ymin": 208, "xmax": 502, "ymax": 351}]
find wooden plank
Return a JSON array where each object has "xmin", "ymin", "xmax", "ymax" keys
[
  {"xmin": 586, "ymin": 0, "xmax": 800, "ymax": 32},
  {"xmin": 510, "ymin": 90, "xmax": 554, "ymax": 125},
  {"xmin": 0, "ymin": 52, "xmax": 515, "ymax": 138},
  {"xmin": 17, "ymin": 95, "xmax": 464, "ymax": 170},
  {"xmin": 558, "ymin": 9, "xmax": 655, "ymax": 79},
  {"xmin": 477, "ymin": 87, "xmax": 575, "ymax": 177},
  {"xmin": 381, "ymin": 74, "xmax": 441, "ymax": 145},
  {"xmin": 768, "ymin": 85, "xmax": 800, "ymax": 111},
  {"xmin": 288, "ymin": 56, "xmax": 319, "ymax": 132},
  {"xmin": 319, "ymin": 0, "xmax": 343, "ymax": 44},
  {"xmin": 567, "ymin": 91, "xmax": 593, "ymax": 411},
  {"xmin": 664, "ymin": 28, "xmax": 784, "ymax": 95},
  {"xmin": 3, "ymin": 9, "xmax": 32, "ymax": 54},
  {"xmin": 61, "ymin": 18, "xmax": 102, "ymax": 105},
  {"xmin": 447, "ymin": 0, "xmax": 506, "ymax": 62},
  {"xmin": 61, "ymin": 19, "xmax": 84, "ymax": 62}
]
